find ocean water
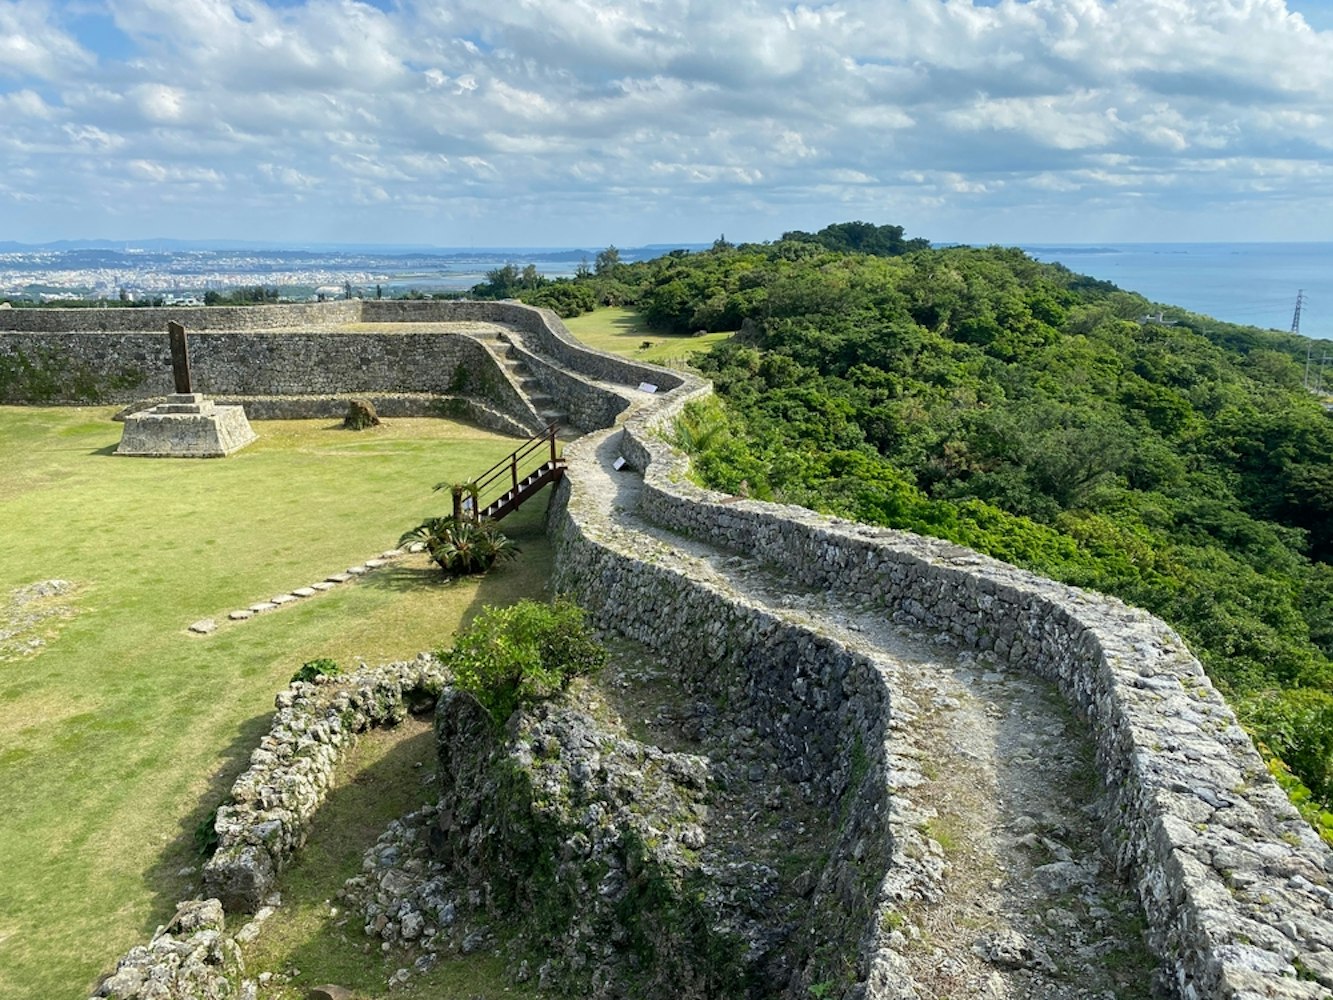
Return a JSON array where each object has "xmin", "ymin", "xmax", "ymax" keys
[{"xmin": 1021, "ymin": 242, "xmax": 1333, "ymax": 339}]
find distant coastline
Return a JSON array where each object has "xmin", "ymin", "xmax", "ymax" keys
[
  {"xmin": 3, "ymin": 239, "xmax": 1329, "ymax": 338},
  {"xmin": 1022, "ymin": 241, "xmax": 1333, "ymax": 336}
]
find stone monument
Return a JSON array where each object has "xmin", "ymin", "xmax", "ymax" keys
[{"xmin": 116, "ymin": 322, "xmax": 257, "ymax": 458}]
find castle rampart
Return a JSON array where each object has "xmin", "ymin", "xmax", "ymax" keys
[{"xmin": 41, "ymin": 300, "xmax": 1333, "ymax": 999}]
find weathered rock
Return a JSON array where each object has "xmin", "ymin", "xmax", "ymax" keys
[
  {"xmin": 346, "ymin": 694, "xmax": 767, "ymax": 999},
  {"xmin": 89, "ymin": 900, "xmax": 239, "ymax": 1000},
  {"xmin": 543, "ymin": 328, "xmax": 1333, "ymax": 999},
  {"xmin": 343, "ymin": 398, "xmax": 380, "ymax": 430}
]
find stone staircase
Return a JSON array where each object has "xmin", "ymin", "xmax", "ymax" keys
[
  {"xmin": 503, "ymin": 351, "xmax": 569, "ymax": 431},
  {"xmin": 469, "ymin": 329, "xmax": 571, "ymax": 434}
]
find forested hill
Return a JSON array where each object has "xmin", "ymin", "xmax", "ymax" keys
[{"xmin": 539, "ymin": 225, "xmax": 1333, "ymax": 826}]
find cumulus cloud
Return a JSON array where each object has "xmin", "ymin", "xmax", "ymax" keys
[
  {"xmin": 0, "ymin": 1, "xmax": 95, "ymax": 80},
  {"xmin": 4, "ymin": 0, "xmax": 1333, "ymax": 243}
]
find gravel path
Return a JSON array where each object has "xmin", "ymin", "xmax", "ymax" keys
[{"xmin": 585, "ymin": 431, "xmax": 1160, "ymax": 998}]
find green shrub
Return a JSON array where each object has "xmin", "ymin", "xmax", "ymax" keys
[
  {"xmin": 291, "ymin": 657, "xmax": 342, "ymax": 684},
  {"xmin": 400, "ymin": 517, "xmax": 520, "ymax": 576},
  {"xmin": 193, "ymin": 807, "xmax": 220, "ymax": 859},
  {"xmin": 440, "ymin": 598, "xmax": 607, "ymax": 725},
  {"xmin": 1242, "ymin": 687, "xmax": 1333, "ymax": 804}
]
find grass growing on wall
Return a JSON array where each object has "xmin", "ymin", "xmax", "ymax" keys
[
  {"xmin": 0, "ymin": 408, "xmax": 553, "ymax": 998},
  {"xmin": 561, "ymin": 306, "xmax": 731, "ymax": 366}
]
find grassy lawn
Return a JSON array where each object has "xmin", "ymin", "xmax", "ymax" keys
[
  {"xmin": 561, "ymin": 306, "xmax": 732, "ymax": 365},
  {"xmin": 0, "ymin": 408, "xmax": 553, "ymax": 999}
]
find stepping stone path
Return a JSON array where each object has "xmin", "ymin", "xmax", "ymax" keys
[{"xmin": 188, "ymin": 546, "xmax": 418, "ymax": 633}]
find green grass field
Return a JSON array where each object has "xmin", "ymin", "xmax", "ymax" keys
[
  {"xmin": 561, "ymin": 306, "xmax": 731, "ymax": 365},
  {"xmin": 0, "ymin": 408, "xmax": 553, "ymax": 998}
]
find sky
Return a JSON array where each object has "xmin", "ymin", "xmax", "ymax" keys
[{"xmin": 3, "ymin": 0, "xmax": 1333, "ymax": 248}]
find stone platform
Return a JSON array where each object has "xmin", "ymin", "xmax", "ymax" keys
[{"xmin": 115, "ymin": 393, "xmax": 256, "ymax": 458}]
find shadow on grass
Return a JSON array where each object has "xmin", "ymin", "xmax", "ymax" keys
[
  {"xmin": 90, "ymin": 443, "xmax": 120, "ymax": 456},
  {"xmin": 365, "ymin": 497, "xmax": 556, "ymax": 600},
  {"xmin": 361, "ymin": 561, "xmax": 452, "ymax": 594},
  {"xmin": 600, "ymin": 312, "xmax": 650, "ymax": 336},
  {"xmin": 133, "ymin": 708, "xmax": 275, "ymax": 941}
]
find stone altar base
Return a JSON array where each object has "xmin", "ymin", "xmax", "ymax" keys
[{"xmin": 116, "ymin": 393, "xmax": 257, "ymax": 458}]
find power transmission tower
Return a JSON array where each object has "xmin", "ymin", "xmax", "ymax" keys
[{"xmin": 1294, "ymin": 290, "xmax": 1313, "ymax": 389}]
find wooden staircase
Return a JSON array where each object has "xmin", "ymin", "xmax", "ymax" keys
[{"xmin": 448, "ymin": 421, "xmax": 566, "ymax": 523}]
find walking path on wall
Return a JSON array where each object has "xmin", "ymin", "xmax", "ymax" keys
[{"xmin": 580, "ymin": 430, "xmax": 1158, "ymax": 999}]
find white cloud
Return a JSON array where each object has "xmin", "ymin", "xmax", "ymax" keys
[
  {"xmin": 1, "ymin": 89, "xmax": 55, "ymax": 118},
  {"xmin": 132, "ymin": 83, "xmax": 186, "ymax": 123},
  {"xmin": 63, "ymin": 124, "xmax": 124, "ymax": 152},
  {"xmin": 3, "ymin": 0, "xmax": 1332, "ymax": 243},
  {"xmin": 127, "ymin": 159, "xmax": 223, "ymax": 184},
  {"xmin": 0, "ymin": 1, "xmax": 94, "ymax": 80}
]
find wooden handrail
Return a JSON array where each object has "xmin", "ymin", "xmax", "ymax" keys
[{"xmin": 438, "ymin": 422, "xmax": 564, "ymax": 522}]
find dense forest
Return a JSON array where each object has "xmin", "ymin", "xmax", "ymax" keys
[{"xmin": 480, "ymin": 223, "xmax": 1333, "ymax": 832}]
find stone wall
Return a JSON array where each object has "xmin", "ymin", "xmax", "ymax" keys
[
  {"xmin": 549, "ymin": 468, "xmax": 896, "ymax": 996},
  {"xmin": 0, "ymin": 328, "xmax": 491, "ymax": 403},
  {"xmin": 0, "ymin": 301, "xmax": 658, "ymax": 436},
  {"xmin": 201, "ymin": 657, "xmax": 446, "ymax": 913},
  {"xmin": 90, "ymin": 900, "xmax": 240, "ymax": 1000},
  {"xmin": 577, "ymin": 366, "xmax": 1333, "ymax": 999},
  {"xmin": 362, "ymin": 300, "xmax": 687, "ymax": 392},
  {"xmin": 222, "ymin": 394, "xmax": 532, "ymax": 437},
  {"xmin": 500, "ymin": 334, "xmax": 631, "ymax": 431},
  {"xmin": 0, "ymin": 300, "xmax": 361, "ymax": 333}
]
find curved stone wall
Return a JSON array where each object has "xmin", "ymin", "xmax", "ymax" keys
[
  {"xmin": 202, "ymin": 657, "xmax": 446, "ymax": 913},
  {"xmin": 527, "ymin": 310, "xmax": 1333, "ymax": 999},
  {"xmin": 0, "ymin": 301, "xmax": 668, "ymax": 432}
]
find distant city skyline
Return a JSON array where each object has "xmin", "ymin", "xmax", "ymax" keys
[{"xmin": 4, "ymin": 0, "xmax": 1332, "ymax": 248}]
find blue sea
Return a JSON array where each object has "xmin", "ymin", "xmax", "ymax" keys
[{"xmin": 1022, "ymin": 242, "xmax": 1333, "ymax": 340}]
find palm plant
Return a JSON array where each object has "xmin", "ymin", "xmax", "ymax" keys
[{"xmin": 399, "ymin": 516, "xmax": 520, "ymax": 576}]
